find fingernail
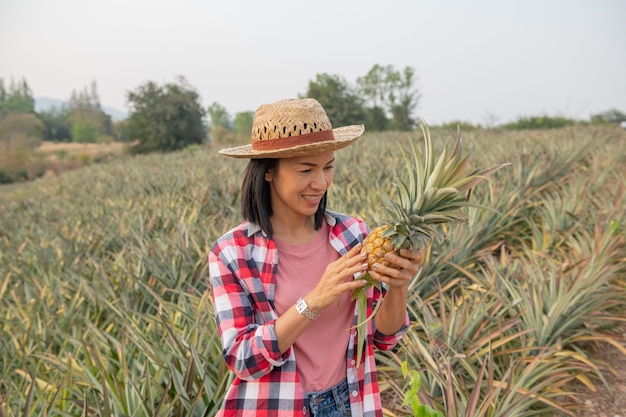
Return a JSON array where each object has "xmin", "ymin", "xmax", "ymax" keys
[
  {"xmin": 361, "ymin": 263, "xmax": 369, "ymax": 269},
  {"xmin": 373, "ymin": 263, "xmax": 381, "ymax": 270},
  {"xmin": 360, "ymin": 253, "xmax": 367, "ymax": 259}
]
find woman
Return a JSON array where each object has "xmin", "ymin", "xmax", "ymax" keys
[{"xmin": 209, "ymin": 98, "xmax": 423, "ymax": 416}]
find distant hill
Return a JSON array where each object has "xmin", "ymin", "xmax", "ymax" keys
[{"xmin": 35, "ymin": 97, "xmax": 128, "ymax": 122}]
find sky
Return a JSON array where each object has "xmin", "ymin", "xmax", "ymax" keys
[{"xmin": 1, "ymin": 0, "xmax": 625, "ymax": 125}]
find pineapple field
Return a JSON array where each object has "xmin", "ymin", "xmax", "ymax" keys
[{"xmin": 1, "ymin": 125, "xmax": 625, "ymax": 416}]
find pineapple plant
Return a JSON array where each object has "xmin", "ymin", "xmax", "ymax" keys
[{"xmin": 352, "ymin": 120, "xmax": 510, "ymax": 366}]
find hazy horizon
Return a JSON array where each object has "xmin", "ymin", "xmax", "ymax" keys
[{"xmin": 2, "ymin": 0, "xmax": 625, "ymax": 126}]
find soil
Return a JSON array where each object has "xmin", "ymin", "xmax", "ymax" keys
[{"xmin": 569, "ymin": 341, "xmax": 626, "ymax": 417}]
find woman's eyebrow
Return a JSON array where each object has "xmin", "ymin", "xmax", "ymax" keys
[{"xmin": 296, "ymin": 158, "xmax": 336, "ymax": 167}]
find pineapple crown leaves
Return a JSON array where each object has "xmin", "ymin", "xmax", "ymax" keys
[
  {"xmin": 383, "ymin": 120, "xmax": 510, "ymax": 242},
  {"xmin": 382, "ymin": 220, "xmax": 438, "ymax": 250}
]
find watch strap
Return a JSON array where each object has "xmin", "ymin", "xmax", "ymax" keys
[{"xmin": 296, "ymin": 297, "xmax": 320, "ymax": 320}]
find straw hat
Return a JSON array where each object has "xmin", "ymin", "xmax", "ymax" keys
[{"xmin": 219, "ymin": 98, "xmax": 365, "ymax": 159}]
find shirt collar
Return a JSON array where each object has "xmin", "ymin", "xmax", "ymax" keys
[
  {"xmin": 245, "ymin": 211, "xmax": 337, "ymax": 238},
  {"xmin": 246, "ymin": 222, "xmax": 264, "ymax": 237}
]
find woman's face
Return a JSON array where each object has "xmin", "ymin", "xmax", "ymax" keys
[{"xmin": 264, "ymin": 150, "xmax": 335, "ymax": 220}]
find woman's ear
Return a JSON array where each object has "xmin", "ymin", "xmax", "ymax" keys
[{"xmin": 264, "ymin": 167, "xmax": 274, "ymax": 182}]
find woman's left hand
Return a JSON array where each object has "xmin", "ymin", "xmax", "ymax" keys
[{"xmin": 368, "ymin": 247, "xmax": 424, "ymax": 291}]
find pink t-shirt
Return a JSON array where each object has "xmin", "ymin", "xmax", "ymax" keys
[{"xmin": 273, "ymin": 221, "xmax": 354, "ymax": 392}]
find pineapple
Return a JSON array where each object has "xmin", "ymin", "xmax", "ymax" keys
[
  {"xmin": 426, "ymin": 320, "xmax": 448, "ymax": 361},
  {"xmin": 361, "ymin": 225, "xmax": 397, "ymax": 270},
  {"xmin": 352, "ymin": 120, "xmax": 509, "ymax": 367},
  {"xmin": 360, "ymin": 122, "xmax": 508, "ymax": 270}
]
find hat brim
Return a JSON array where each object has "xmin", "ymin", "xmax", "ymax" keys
[{"xmin": 218, "ymin": 125, "xmax": 365, "ymax": 159}]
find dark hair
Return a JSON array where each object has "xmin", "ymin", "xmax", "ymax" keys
[{"xmin": 241, "ymin": 158, "xmax": 327, "ymax": 237}]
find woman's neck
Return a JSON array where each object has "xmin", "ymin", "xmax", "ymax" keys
[{"xmin": 271, "ymin": 215, "xmax": 319, "ymax": 245}]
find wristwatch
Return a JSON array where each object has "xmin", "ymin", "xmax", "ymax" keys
[{"xmin": 296, "ymin": 297, "xmax": 320, "ymax": 320}]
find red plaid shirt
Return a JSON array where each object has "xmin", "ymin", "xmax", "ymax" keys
[{"xmin": 209, "ymin": 210, "xmax": 409, "ymax": 417}]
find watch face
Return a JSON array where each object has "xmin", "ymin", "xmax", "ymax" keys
[{"xmin": 296, "ymin": 298, "xmax": 319, "ymax": 320}]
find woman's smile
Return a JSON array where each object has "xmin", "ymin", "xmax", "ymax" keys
[{"xmin": 302, "ymin": 193, "xmax": 324, "ymax": 204}]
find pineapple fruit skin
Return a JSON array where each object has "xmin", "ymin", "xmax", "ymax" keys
[{"xmin": 361, "ymin": 225, "xmax": 400, "ymax": 270}]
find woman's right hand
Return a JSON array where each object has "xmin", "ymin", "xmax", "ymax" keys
[{"xmin": 304, "ymin": 244, "xmax": 368, "ymax": 312}]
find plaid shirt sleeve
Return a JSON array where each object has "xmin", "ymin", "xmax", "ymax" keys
[{"xmin": 209, "ymin": 223, "xmax": 288, "ymax": 381}]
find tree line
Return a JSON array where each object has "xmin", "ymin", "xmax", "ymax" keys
[
  {"xmin": 0, "ymin": 64, "xmax": 423, "ymax": 156},
  {"xmin": 2, "ymin": 64, "xmax": 626, "ymax": 159},
  {"xmin": 126, "ymin": 65, "xmax": 424, "ymax": 153}
]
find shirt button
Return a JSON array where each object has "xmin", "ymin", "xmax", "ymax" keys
[
  {"xmin": 352, "ymin": 390, "xmax": 358, "ymax": 397},
  {"xmin": 303, "ymin": 406, "xmax": 306, "ymax": 414},
  {"xmin": 350, "ymin": 360, "xmax": 356, "ymax": 366}
]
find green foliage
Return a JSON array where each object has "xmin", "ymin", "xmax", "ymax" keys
[
  {"xmin": 126, "ymin": 76, "xmax": 207, "ymax": 153},
  {"xmin": 233, "ymin": 111, "xmax": 254, "ymax": 143},
  {"xmin": 69, "ymin": 116, "xmax": 98, "ymax": 143},
  {"xmin": 356, "ymin": 64, "xmax": 421, "ymax": 131},
  {"xmin": 69, "ymin": 80, "xmax": 100, "ymax": 108},
  {"xmin": 303, "ymin": 64, "xmax": 421, "ymax": 132},
  {"xmin": 112, "ymin": 119, "xmax": 132, "ymax": 142},
  {"xmin": 37, "ymin": 107, "xmax": 72, "ymax": 141},
  {"xmin": 210, "ymin": 125, "xmax": 236, "ymax": 146},
  {"xmin": 356, "ymin": 64, "xmax": 387, "ymax": 109},
  {"xmin": 0, "ymin": 168, "xmax": 13, "ymax": 184},
  {"xmin": 304, "ymin": 73, "xmax": 367, "ymax": 127},
  {"xmin": 590, "ymin": 108, "xmax": 626, "ymax": 124},
  {"xmin": 0, "ymin": 112, "xmax": 44, "ymax": 141},
  {"xmin": 207, "ymin": 101, "xmax": 231, "ymax": 130},
  {"xmin": 387, "ymin": 66, "xmax": 420, "ymax": 130},
  {"xmin": 66, "ymin": 81, "xmax": 114, "ymax": 143},
  {"xmin": 402, "ymin": 362, "xmax": 445, "ymax": 417},
  {"xmin": 502, "ymin": 115, "xmax": 575, "ymax": 130},
  {"xmin": 0, "ymin": 113, "xmax": 45, "ymax": 183},
  {"xmin": 436, "ymin": 120, "xmax": 481, "ymax": 131},
  {"xmin": 391, "ymin": 103, "xmax": 413, "ymax": 131},
  {"xmin": 0, "ymin": 77, "xmax": 35, "ymax": 116},
  {"xmin": 364, "ymin": 106, "xmax": 389, "ymax": 131},
  {"xmin": 207, "ymin": 102, "xmax": 236, "ymax": 145},
  {"xmin": 1, "ymin": 78, "xmax": 115, "ymax": 145}
]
